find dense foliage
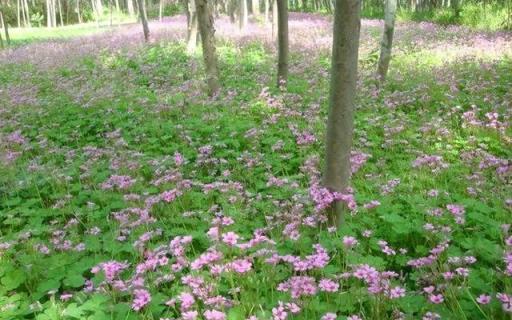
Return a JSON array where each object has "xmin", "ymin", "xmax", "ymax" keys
[{"xmin": 0, "ymin": 14, "xmax": 511, "ymax": 320}]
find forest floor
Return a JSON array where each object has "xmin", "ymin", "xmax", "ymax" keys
[{"xmin": 0, "ymin": 14, "xmax": 511, "ymax": 320}]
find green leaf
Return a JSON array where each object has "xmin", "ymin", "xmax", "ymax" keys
[{"xmin": 1, "ymin": 269, "xmax": 26, "ymax": 291}]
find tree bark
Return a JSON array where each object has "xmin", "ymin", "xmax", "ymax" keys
[
  {"xmin": 137, "ymin": 0, "xmax": 150, "ymax": 41},
  {"xmin": 159, "ymin": 0, "xmax": 164, "ymax": 21},
  {"xmin": 58, "ymin": 0, "xmax": 64, "ymax": 26},
  {"xmin": 195, "ymin": 0, "xmax": 221, "ymax": 96},
  {"xmin": 272, "ymin": 0, "xmax": 277, "ymax": 38},
  {"xmin": 239, "ymin": 0, "xmax": 247, "ymax": 29},
  {"xmin": 186, "ymin": 0, "xmax": 198, "ymax": 52},
  {"xmin": 323, "ymin": 0, "xmax": 361, "ymax": 227},
  {"xmin": 276, "ymin": 0, "xmax": 288, "ymax": 87},
  {"xmin": 376, "ymin": 0, "xmax": 396, "ymax": 82},
  {"xmin": 252, "ymin": 0, "xmax": 260, "ymax": 15},
  {"xmin": 0, "ymin": 10, "xmax": 10, "ymax": 44},
  {"xmin": 264, "ymin": 0, "xmax": 269, "ymax": 23},
  {"xmin": 127, "ymin": 0, "xmax": 135, "ymax": 16}
]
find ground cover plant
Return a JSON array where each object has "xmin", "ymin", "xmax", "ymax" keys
[{"xmin": 1, "ymin": 12, "xmax": 512, "ymax": 320}]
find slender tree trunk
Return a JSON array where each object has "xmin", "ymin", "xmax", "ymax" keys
[
  {"xmin": 252, "ymin": 0, "xmax": 260, "ymax": 15},
  {"xmin": 377, "ymin": 0, "xmax": 396, "ymax": 82},
  {"xmin": 159, "ymin": 0, "xmax": 164, "ymax": 21},
  {"xmin": 323, "ymin": 0, "xmax": 361, "ymax": 227},
  {"xmin": 23, "ymin": 0, "xmax": 29, "ymax": 26},
  {"xmin": 137, "ymin": 0, "xmax": 150, "ymax": 41},
  {"xmin": 195, "ymin": 0, "xmax": 220, "ymax": 96},
  {"xmin": 0, "ymin": 11, "xmax": 10, "ymax": 44},
  {"xmin": 228, "ymin": 0, "xmax": 236, "ymax": 22},
  {"xmin": 77, "ymin": 0, "xmax": 82, "ymax": 23},
  {"xmin": 239, "ymin": 0, "xmax": 247, "ymax": 29},
  {"xmin": 264, "ymin": 0, "xmax": 269, "ymax": 23},
  {"xmin": 276, "ymin": 0, "xmax": 288, "ymax": 87},
  {"xmin": 272, "ymin": 0, "xmax": 277, "ymax": 38},
  {"xmin": 58, "ymin": 0, "xmax": 64, "ymax": 26},
  {"xmin": 16, "ymin": 0, "xmax": 20, "ymax": 27},
  {"xmin": 187, "ymin": 0, "xmax": 198, "ymax": 52},
  {"xmin": 127, "ymin": 0, "xmax": 135, "ymax": 16}
]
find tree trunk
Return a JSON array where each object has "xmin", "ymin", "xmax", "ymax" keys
[
  {"xmin": 276, "ymin": 0, "xmax": 288, "ymax": 87},
  {"xmin": 323, "ymin": 0, "xmax": 361, "ymax": 227},
  {"xmin": 228, "ymin": 0, "xmax": 236, "ymax": 23},
  {"xmin": 252, "ymin": 0, "xmax": 260, "ymax": 15},
  {"xmin": 23, "ymin": 0, "xmax": 30, "ymax": 26},
  {"xmin": 159, "ymin": 0, "xmax": 164, "ymax": 21},
  {"xmin": 137, "ymin": 0, "xmax": 150, "ymax": 41},
  {"xmin": 16, "ymin": 0, "xmax": 20, "ymax": 27},
  {"xmin": 239, "ymin": 0, "xmax": 247, "ymax": 29},
  {"xmin": 0, "ymin": 10, "xmax": 10, "ymax": 44},
  {"xmin": 195, "ymin": 0, "xmax": 220, "ymax": 96},
  {"xmin": 272, "ymin": 0, "xmax": 277, "ymax": 38},
  {"xmin": 187, "ymin": 0, "xmax": 198, "ymax": 52},
  {"xmin": 58, "ymin": 0, "xmax": 64, "ymax": 26},
  {"xmin": 77, "ymin": 0, "xmax": 82, "ymax": 23},
  {"xmin": 376, "ymin": 0, "xmax": 397, "ymax": 82},
  {"xmin": 264, "ymin": 0, "xmax": 269, "ymax": 23},
  {"xmin": 127, "ymin": 0, "xmax": 135, "ymax": 16}
]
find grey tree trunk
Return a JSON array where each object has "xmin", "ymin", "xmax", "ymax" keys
[
  {"xmin": 186, "ymin": 0, "xmax": 198, "ymax": 52},
  {"xmin": 23, "ymin": 0, "xmax": 30, "ymax": 27},
  {"xmin": 272, "ymin": 0, "xmax": 277, "ymax": 38},
  {"xmin": 137, "ymin": 0, "xmax": 150, "ymax": 41},
  {"xmin": 58, "ymin": 0, "xmax": 64, "ymax": 26},
  {"xmin": 276, "ymin": 0, "xmax": 288, "ymax": 87},
  {"xmin": 376, "ymin": 0, "xmax": 397, "ymax": 82},
  {"xmin": 239, "ymin": 0, "xmax": 248, "ymax": 29},
  {"xmin": 323, "ymin": 0, "xmax": 361, "ymax": 227},
  {"xmin": 228, "ymin": 0, "xmax": 236, "ymax": 23},
  {"xmin": 195, "ymin": 0, "xmax": 221, "ymax": 96},
  {"xmin": 17, "ymin": 0, "xmax": 20, "ymax": 27}
]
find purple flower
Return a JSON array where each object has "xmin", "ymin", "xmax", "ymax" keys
[{"xmin": 132, "ymin": 289, "xmax": 151, "ymax": 311}]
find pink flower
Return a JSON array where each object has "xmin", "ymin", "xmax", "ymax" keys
[
  {"xmin": 388, "ymin": 286, "xmax": 406, "ymax": 299},
  {"xmin": 222, "ymin": 232, "xmax": 239, "ymax": 246},
  {"xmin": 321, "ymin": 313, "xmax": 337, "ymax": 320},
  {"xmin": 229, "ymin": 259, "xmax": 252, "ymax": 273},
  {"xmin": 347, "ymin": 316, "xmax": 362, "ymax": 320},
  {"xmin": 204, "ymin": 309, "xmax": 226, "ymax": 320},
  {"xmin": 343, "ymin": 236, "xmax": 359, "ymax": 248},
  {"xmin": 132, "ymin": 289, "xmax": 151, "ymax": 311},
  {"xmin": 182, "ymin": 311, "xmax": 199, "ymax": 320},
  {"xmin": 429, "ymin": 294, "xmax": 444, "ymax": 304},
  {"xmin": 319, "ymin": 279, "xmax": 339, "ymax": 292},
  {"xmin": 476, "ymin": 294, "xmax": 491, "ymax": 305},
  {"xmin": 179, "ymin": 292, "xmax": 195, "ymax": 311},
  {"xmin": 60, "ymin": 293, "xmax": 73, "ymax": 301}
]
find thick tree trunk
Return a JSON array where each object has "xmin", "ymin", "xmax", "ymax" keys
[
  {"xmin": 195, "ymin": 0, "xmax": 220, "ymax": 96},
  {"xmin": 187, "ymin": 0, "xmax": 198, "ymax": 52},
  {"xmin": 323, "ymin": 0, "xmax": 361, "ymax": 227},
  {"xmin": 377, "ymin": 0, "xmax": 397, "ymax": 82},
  {"xmin": 239, "ymin": 0, "xmax": 247, "ymax": 29},
  {"xmin": 276, "ymin": 0, "xmax": 288, "ymax": 87},
  {"xmin": 137, "ymin": 0, "xmax": 150, "ymax": 41},
  {"xmin": 272, "ymin": 0, "xmax": 277, "ymax": 38}
]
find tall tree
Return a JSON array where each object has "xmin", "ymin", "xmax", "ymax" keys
[
  {"xmin": 0, "ymin": 9, "xmax": 10, "ymax": 44},
  {"xmin": 252, "ymin": 0, "xmax": 260, "ymax": 15},
  {"xmin": 376, "ymin": 0, "xmax": 397, "ymax": 82},
  {"xmin": 239, "ymin": 0, "xmax": 247, "ymax": 29},
  {"xmin": 272, "ymin": 0, "xmax": 277, "ymax": 38},
  {"xmin": 264, "ymin": 0, "xmax": 269, "ymax": 23},
  {"xmin": 186, "ymin": 0, "xmax": 198, "ymax": 52},
  {"xmin": 323, "ymin": 0, "xmax": 361, "ymax": 227},
  {"xmin": 195, "ymin": 0, "xmax": 220, "ymax": 95},
  {"xmin": 127, "ymin": 0, "xmax": 135, "ymax": 16},
  {"xmin": 276, "ymin": 0, "xmax": 288, "ymax": 87},
  {"xmin": 137, "ymin": 0, "xmax": 150, "ymax": 41}
]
